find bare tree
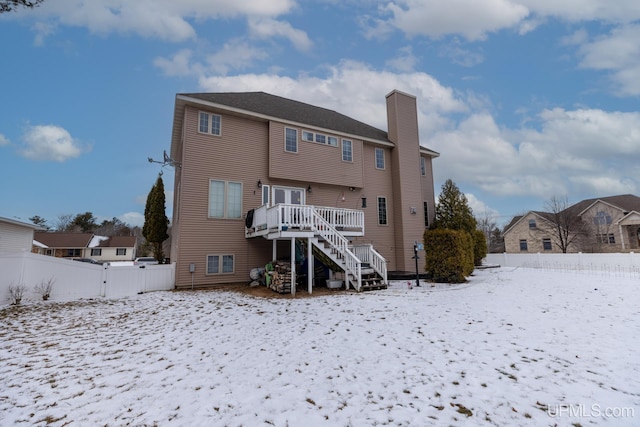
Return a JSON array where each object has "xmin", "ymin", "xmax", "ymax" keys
[
  {"xmin": 53, "ymin": 213, "xmax": 75, "ymax": 232},
  {"xmin": 537, "ymin": 196, "xmax": 587, "ymax": 253},
  {"xmin": 0, "ymin": 0, "xmax": 45, "ymax": 13},
  {"xmin": 475, "ymin": 211, "xmax": 497, "ymax": 249}
]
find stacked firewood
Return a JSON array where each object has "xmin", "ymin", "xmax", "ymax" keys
[{"xmin": 268, "ymin": 261, "xmax": 292, "ymax": 293}]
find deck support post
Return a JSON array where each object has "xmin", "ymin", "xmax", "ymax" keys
[
  {"xmin": 291, "ymin": 237, "xmax": 296, "ymax": 296},
  {"xmin": 272, "ymin": 239, "xmax": 277, "ymax": 261},
  {"xmin": 307, "ymin": 238, "xmax": 313, "ymax": 294}
]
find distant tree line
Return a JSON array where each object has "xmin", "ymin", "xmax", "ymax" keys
[{"xmin": 28, "ymin": 176, "xmax": 171, "ymax": 261}]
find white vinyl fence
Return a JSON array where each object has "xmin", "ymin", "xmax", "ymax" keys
[
  {"xmin": 485, "ymin": 252, "xmax": 640, "ymax": 278},
  {"xmin": 0, "ymin": 252, "xmax": 175, "ymax": 305}
]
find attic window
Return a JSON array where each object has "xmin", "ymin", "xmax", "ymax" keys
[
  {"xmin": 593, "ymin": 211, "xmax": 612, "ymax": 225},
  {"xmin": 198, "ymin": 112, "xmax": 221, "ymax": 136},
  {"xmin": 528, "ymin": 219, "xmax": 537, "ymax": 229}
]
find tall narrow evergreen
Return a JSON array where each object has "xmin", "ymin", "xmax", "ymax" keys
[
  {"xmin": 142, "ymin": 175, "xmax": 169, "ymax": 262},
  {"xmin": 433, "ymin": 179, "xmax": 477, "ymax": 233}
]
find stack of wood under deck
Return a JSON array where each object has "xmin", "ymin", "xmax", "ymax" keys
[{"xmin": 267, "ymin": 261, "xmax": 292, "ymax": 294}]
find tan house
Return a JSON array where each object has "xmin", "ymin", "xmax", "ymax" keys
[
  {"xmin": 33, "ymin": 232, "xmax": 137, "ymax": 262},
  {"xmin": 504, "ymin": 194, "xmax": 640, "ymax": 253},
  {"xmin": 169, "ymin": 90, "xmax": 438, "ymax": 292}
]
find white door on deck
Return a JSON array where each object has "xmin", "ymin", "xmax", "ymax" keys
[{"xmin": 273, "ymin": 187, "xmax": 305, "ymax": 205}]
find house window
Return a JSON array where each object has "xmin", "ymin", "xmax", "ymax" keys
[
  {"xmin": 315, "ymin": 134, "xmax": 326, "ymax": 144},
  {"xmin": 327, "ymin": 136, "xmax": 338, "ymax": 147},
  {"xmin": 91, "ymin": 248, "xmax": 102, "ymax": 256},
  {"xmin": 198, "ymin": 112, "xmax": 221, "ymax": 136},
  {"xmin": 519, "ymin": 240, "xmax": 528, "ymax": 251},
  {"xmin": 116, "ymin": 248, "xmax": 126, "ymax": 256},
  {"xmin": 302, "ymin": 131, "xmax": 314, "ymax": 142},
  {"xmin": 285, "ymin": 128, "xmax": 297, "ymax": 153},
  {"xmin": 262, "ymin": 185, "xmax": 270, "ymax": 206},
  {"xmin": 542, "ymin": 238, "xmax": 552, "ymax": 251},
  {"xmin": 65, "ymin": 249, "xmax": 81, "ymax": 257},
  {"xmin": 375, "ymin": 148, "xmax": 385, "ymax": 169},
  {"xmin": 596, "ymin": 233, "xmax": 616, "ymax": 244},
  {"xmin": 423, "ymin": 201, "xmax": 429, "ymax": 227},
  {"xmin": 209, "ymin": 180, "xmax": 243, "ymax": 219},
  {"xmin": 529, "ymin": 219, "xmax": 537, "ymax": 229},
  {"xmin": 377, "ymin": 197, "xmax": 388, "ymax": 225},
  {"xmin": 593, "ymin": 211, "xmax": 613, "ymax": 225},
  {"xmin": 207, "ymin": 254, "xmax": 234, "ymax": 274},
  {"xmin": 420, "ymin": 157, "xmax": 426, "ymax": 176},
  {"xmin": 45, "ymin": 249, "xmax": 53, "ymax": 256},
  {"xmin": 342, "ymin": 139, "xmax": 353, "ymax": 162}
]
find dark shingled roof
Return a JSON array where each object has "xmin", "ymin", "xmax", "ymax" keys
[
  {"xmin": 96, "ymin": 236, "xmax": 137, "ymax": 248},
  {"xmin": 566, "ymin": 194, "xmax": 640, "ymax": 216},
  {"xmin": 180, "ymin": 92, "xmax": 391, "ymax": 143},
  {"xmin": 34, "ymin": 232, "xmax": 94, "ymax": 248}
]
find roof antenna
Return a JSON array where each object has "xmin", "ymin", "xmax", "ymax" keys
[{"xmin": 148, "ymin": 150, "xmax": 181, "ymax": 169}]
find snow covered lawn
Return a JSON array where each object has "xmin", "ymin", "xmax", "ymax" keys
[{"xmin": 1, "ymin": 267, "xmax": 638, "ymax": 426}]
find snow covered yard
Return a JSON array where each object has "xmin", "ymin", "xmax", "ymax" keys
[{"xmin": 0, "ymin": 267, "xmax": 638, "ymax": 426}]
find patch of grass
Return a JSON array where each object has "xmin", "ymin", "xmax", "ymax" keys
[{"xmin": 451, "ymin": 402, "xmax": 473, "ymax": 417}]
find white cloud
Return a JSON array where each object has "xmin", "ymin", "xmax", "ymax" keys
[
  {"xmin": 519, "ymin": 0, "xmax": 640, "ymax": 23},
  {"xmin": 153, "ymin": 49, "xmax": 198, "ymax": 77},
  {"xmin": 385, "ymin": 46, "xmax": 418, "ymax": 72},
  {"xmin": 30, "ymin": 0, "xmax": 297, "ymax": 42},
  {"xmin": 205, "ymin": 39, "xmax": 270, "ymax": 75},
  {"xmin": 198, "ymin": 60, "xmax": 468, "ymax": 132},
  {"xmin": 119, "ymin": 212, "xmax": 144, "ymax": 227},
  {"xmin": 379, "ymin": 0, "xmax": 529, "ymax": 41},
  {"xmin": 465, "ymin": 193, "xmax": 499, "ymax": 217},
  {"xmin": 248, "ymin": 17, "xmax": 313, "ymax": 52},
  {"xmin": 430, "ymin": 106, "xmax": 640, "ymax": 199},
  {"xmin": 0, "ymin": 134, "xmax": 9, "ymax": 146},
  {"xmin": 20, "ymin": 125, "xmax": 89, "ymax": 162},
  {"xmin": 438, "ymin": 40, "xmax": 484, "ymax": 67},
  {"xmin": 576, "ymin": 24, "xmax": 640, "ymax": 95}
]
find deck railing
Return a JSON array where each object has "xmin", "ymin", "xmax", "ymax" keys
[
  {"xmin": 351, "ymin": 244, "xmax": 388, "ymax": 284},
  {"xmin": 247, "ymin": 204, "xmax": 364, "ymax": 236}
]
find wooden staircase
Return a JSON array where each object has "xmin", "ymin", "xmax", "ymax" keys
[{"xmin": 309, "ymin": 210, "xmax": 387, "ymax": 291}]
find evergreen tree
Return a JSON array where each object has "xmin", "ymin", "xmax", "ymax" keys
[
  {"xmin": 29, "ymin": 215, "xmax": 49, "ymax": 230},
  {"xmin": 72, "ymin": 212, "xmax": 98, "ymax": 233},
  {"xmin": 432, "ymin": 179, "xmax": 477, "ymax": 233},
  {"xmin": 143, "ymin": 175, "xmax": 169, "ymax": 263}
]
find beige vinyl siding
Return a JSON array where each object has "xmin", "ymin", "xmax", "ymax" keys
[
  {"xmin": 269, "ymin": 122, "xmax": 364, "ymax": 188},
  {"xmin": 350, "ymin": 143, "xmax": 397, "ymax": 271},
  {"xmin": 174, "ymin": 106, "xmax": 273, "ymax": 287},
  {"xmin": 386, "ymin": 91, "xmax": 426, "ymax": 271}
]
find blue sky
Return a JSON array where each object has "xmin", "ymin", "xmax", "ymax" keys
[{"xmin": 1, "ymin": 0, "xmax": 639, "ymax": 229}]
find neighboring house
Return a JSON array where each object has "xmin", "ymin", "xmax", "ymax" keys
[
  {"xmin": 504, "ymin": 194, "xmax": 640, "ymax": 253},
  {"xmin": 33, "ymin": 232, "xmax": 137, "ymax": 262},
  {"xmin": 0, "ymin": 216, "xmax": 44, "ymax": 253},
  {"xmin": 169, "ymin": 90, "xmax": 439, "ymax": 292}
]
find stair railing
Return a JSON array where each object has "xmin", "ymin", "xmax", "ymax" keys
[
  {"xmin": 351, "ymin": 244, "xmax": 388, "ymax": 285},
  {"xmin": 311, "ymin": 210, "xmax": 362, "ymax": 291}
]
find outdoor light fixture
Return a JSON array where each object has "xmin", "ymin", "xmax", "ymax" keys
[
  {"xmin": 307, "ymin": 185, "xmax": 312, "ymax": 193},
  {"xmin": 349, "ymin": 186, "xmax": 355, "ymax": 192},
  {"xmin": 257, "ymin": 179, "xmax": 262, "ymax": 188}
]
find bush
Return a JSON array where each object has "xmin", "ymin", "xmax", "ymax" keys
[
  {"xmin": 424, "ymin": 229, "xmax": 474, "ymax": 283},
  {"xmin": 472, "ymin": 230, "xmax": 488, "ymax": 266},
  {"xmin": 8, "ymin": 284, "xmax": 27, "ymax": 305},
  {"xmin": 34, "ymin": 278, "xmax": 55, "ymax": 301}
]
